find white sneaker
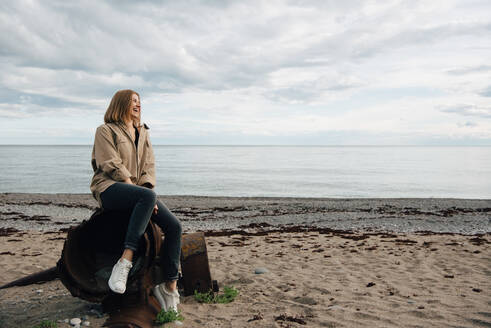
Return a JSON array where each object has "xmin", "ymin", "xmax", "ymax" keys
[
  {"xmin": 154, "ymin": 284, "xmax": 180, "ymax": 312},
  {"xmin": 108, "ymin": 258, "xmax": 132, "ymax": 294},
  {"xmin": 153, "ymin": 285, "xmax": 167, "ymax": 310}
]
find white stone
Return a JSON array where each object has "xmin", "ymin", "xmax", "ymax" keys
[
  {"xmin": 70, "ymin": 318, "xmax": 82, "ymax": 326},
  {"xmin": 254, "ymin": 267, "xmax": 269, "ymax": 274},
  {"xmin": 82, "ymin": 321, "xmax": 90, "ymax": 326}
]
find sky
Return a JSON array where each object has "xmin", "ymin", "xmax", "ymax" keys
[{"xmin": 1, "ymin": 0, "xmax": 490, "ymax": 145}]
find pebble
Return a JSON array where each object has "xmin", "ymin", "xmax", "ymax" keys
[
  {"xmin": 82, "ymin": 321, "xmax": 90, "ymax": 326},
  {"xmin": 254, "ymin": 267, "xmax": 269, "ymax": 274},
  {"xmin": 327, "ymin": 305, "xmax": 342, "ymax": 310},
  {"xmin": 70, "ymin": 318, "xmax": 82, "ymax": 326}
]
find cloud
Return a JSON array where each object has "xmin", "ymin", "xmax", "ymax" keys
[
  {"xmin": 478, "ymin": 86, "xmax": 491, "ymax": 97},
  {"xmin": 440, "ymin": 104, "xmax": 491, "ymax": 118},
  {"xmin": 457, "ymin": 121, "xmax": 477, "ymax": 127},
  {"xmin": 0, "ymin": 0, "xmax": 491, "ymax": 144},
  {"xmin": 446, "ymin": 65, "xmax": 491, "ymax": 75}
]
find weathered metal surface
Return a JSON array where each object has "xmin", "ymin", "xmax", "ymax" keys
[
  {"xmin": 102, "ymin": 288, "xmax": 161, "ymax": 328},
  {"xmin": 102, "ymin": 295, "xmax": 160, "ymax": 328},
  {"xmin": 57, "ymin": 208, "xmax": 161, "ymax": 303},
  {"xmin": 179, "ymin": 232, "xmax": 216, "ymax": 296},
  {"xmin": 181, "ymin": 232, "xmax": 208, "ymax": 259},
  {"xmin": 0, "ymin": 266, "xmax": 58, "ymax": 289}
]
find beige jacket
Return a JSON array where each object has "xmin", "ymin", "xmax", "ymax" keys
[{"xmin": 90, "ymin": 122, "xmax": 156, "ymax": 206}]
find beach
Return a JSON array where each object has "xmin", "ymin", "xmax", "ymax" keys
[{"xmin": 0, "ymin": 193, "xmax": 490, "ymax": 327}]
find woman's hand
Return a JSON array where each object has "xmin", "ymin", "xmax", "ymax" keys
[{"xmin": 153, "ymin": 204, "xmax": 158, "ymax": 214}]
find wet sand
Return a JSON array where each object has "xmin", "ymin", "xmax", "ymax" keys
[{"xmin": 0, "ymin": 193, "xmax": 490, "ymax": 327}]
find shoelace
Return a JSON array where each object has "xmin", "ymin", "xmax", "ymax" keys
[{"xmin": 115, "ymin": 262, "xmax": 131, "ymax": 284}]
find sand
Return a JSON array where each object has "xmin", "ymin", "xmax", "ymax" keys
[{"xmin": 0, "ymin": 193, "xmax": 490, "ymax": 327}]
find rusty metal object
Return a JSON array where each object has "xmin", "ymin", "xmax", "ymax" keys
[
  {"xmin": 57, "ymin": 208, "xmax": 160, "ymax": 303},
  {"xmin": 179, "ymin": 232, "xmax": 218, "ymax": 296},
  {"xmin": 0, "ymin": 266, "xmax": 58, "ymax": 289},
  {"xmin": 55, "ymin": 208, "xmax": 164, "ymax": 327},
  {"xmin": 102, "ymin": 294, "xmax": 161, "ymax": 328}
]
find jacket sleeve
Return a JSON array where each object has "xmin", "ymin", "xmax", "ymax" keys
[
  {"xmin": 139, "ymin": 134, "xmax": 156, "ymax": 188},
  {"xmin": 93, "ymin": 125, "xmax": 132, "ymax": 182}
]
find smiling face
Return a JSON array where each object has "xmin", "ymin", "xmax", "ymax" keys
[{"xmin": 128, "ymin": 93, "xmax": 141, "ymax": 124}]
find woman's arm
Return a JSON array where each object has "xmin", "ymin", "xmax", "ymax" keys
[
  {"xmin": 93, "ymin": 125, "xmax": 133, "ymax": 182},
  {"xmin": 139, "ymin": 134, "xmax": 156, "ymax": 188}
]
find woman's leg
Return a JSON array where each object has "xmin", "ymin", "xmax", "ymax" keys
[
  {"xmin": 100, "ymin": 182, "xmax": 157, "ymax": 293},
  {"xmin": 152, "ymin": 200, "xmax": 182, "ymax": 311},
  {"xmin": 100, "ymin": 182, "xmax": 157, "ymax": 253},
  {"xmin": 152, "ymin": 200, "xmax": 182, "ymax": 287}
]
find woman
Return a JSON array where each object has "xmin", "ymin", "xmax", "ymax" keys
[{"xmin": 90, "ymin": 89, "xmax": 182, "ymax": 312}]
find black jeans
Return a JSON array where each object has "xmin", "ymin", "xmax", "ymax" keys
[{"xmin": 100, "ymin": 182, "xmax": 182, "ymax": 281}]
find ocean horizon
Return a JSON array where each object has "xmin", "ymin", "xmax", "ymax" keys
[{"xmin": 0, "ymin": 145, "xmax": 490, "ymax": 199}]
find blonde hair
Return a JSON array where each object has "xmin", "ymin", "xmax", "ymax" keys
[{"xmin": 104, "ymin": 89, "xmax": 140, "ymax": 124}]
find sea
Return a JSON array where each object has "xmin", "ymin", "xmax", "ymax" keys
[{"xmin": 0, "ymin": 145, "xmax": 490, "ymax": 199}]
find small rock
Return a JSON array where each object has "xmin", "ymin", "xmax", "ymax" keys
[
  {"xmin": 82, "ymin": 322, "xmax": 90, "ymax": 327},
  {"xmin": 327, "ymin": 305, "xmax": 342, "ymax": 310},
  {"xmin": 36, "ymin": 289, "xmax": 43, "ymax": 294},
  {"xmin": 366, "ymin": 282, "xmax": 375, "ymax": 287},
  {"xmin": 255, "ymin": 267, "xmax": 269, "ymax": 274},
  {"xmin": 407, "ymin": 300, "xmax": 415, "ymax": 304},
  {"xmin": 472, "ymin": 288, "xmax": 481, "ymax": 293},
  {"xmin": 70, "ymin": 318, "xmax": 82, "ymax": 326}
]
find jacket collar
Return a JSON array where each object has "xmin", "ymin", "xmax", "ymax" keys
[{"xmin": 115, "ymin": 121, "xmax": 148, "ymax": 132}]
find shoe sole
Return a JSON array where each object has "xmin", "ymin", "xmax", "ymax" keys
[{"xmin": 108, "ymin": 279, "xmax": 125, "ymax": 294}]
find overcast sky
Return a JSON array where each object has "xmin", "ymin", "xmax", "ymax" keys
[{"xmin": 1, "ymin": 0, "xmax": 490, "ymax": 145}]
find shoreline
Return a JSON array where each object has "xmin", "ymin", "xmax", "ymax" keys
[
  {"xmin": 1, "ymin": 193, "xmax": 490, "ymax": 235},
  {"xmin": 2, "ymin": 191, "xmax": 491, "ymax": 200}
]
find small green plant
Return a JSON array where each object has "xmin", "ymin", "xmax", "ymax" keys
[
  {"xmin": 194, "ymin": 286, "xmax": 239, "ymax": 304},
  {"xmin": 155, "ymin": 309, "xmax": 184, "ymax": 325},
  {"xmin": 194, "ymin": 289, "xmax": 215, "ymax": 303},
  {"xmin": 33, "ymin": 320, "xmax": 57, "ymax": 328}
]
